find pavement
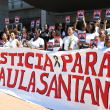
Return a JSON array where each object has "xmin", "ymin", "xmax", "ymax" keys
[{"xmin": 0, "ymin": 92, "xmax": 51, "ymax": 110}]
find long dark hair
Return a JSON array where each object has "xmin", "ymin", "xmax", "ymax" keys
[
  {"xmin": 49, "ymin": 29, "xmax": 56, "ymax": 40},
  {"xmin": 44, "ymin": 24, "xmax": 49, "ymax": 33},
  {"xmin": 86, "ymin": 22, "xmax": 95, "ymax": 34}
]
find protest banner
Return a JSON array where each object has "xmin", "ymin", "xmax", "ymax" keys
[{"xmin": 0, "ymin": 48, "xmax": 110, "ymax": 110}]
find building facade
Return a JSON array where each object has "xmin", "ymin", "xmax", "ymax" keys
[{"xmin": 8, "ymin": 0, "xmax": 110, "ymax": 32}]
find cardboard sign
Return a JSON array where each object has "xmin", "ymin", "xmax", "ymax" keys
[
  {"xmin": 0, "ymin": 40, "xmax": 4, "ymax": 47},
  {"xmin": 77, "ymin": 10, "xmax": 84, "ymax": 20},
  {"xmin": 5, "ymin": 18, "xmax": 9, "ymax": 25},
  {"xmin": 49, "ymin": 26, "xmax": 55, "ymax": 33},
  {"xmin": 92, "ymin": 10, "xmax": 101, "ymax": 21},
  {"xmin": 78, "ymin": 32, "xmax": 86, "ymax": 44},
  {"xmin": 23, "ymin": 33, "xmax": 27, "ymax": 39},
  {"xmin": 31, "ymin": 20, "xmax": 35, "ymax": 28},
  {"xmin": 54, "ymin": 36, "xmax": 60, "ymax": 47},
  {"xmin": 47, "ymin": 42, "xmax": 53, "ymax": 51},
  {"xmin": 65, "ymin": 16, "xmax": 70, "ymax": 25},
  {"xmin": 15, "ymin": 16, "xmax": 20, "ymax": 24},
  {"xmin": 90, "ymin": 39, "xmax": 98, "ymax": 48},
  {"xmin": 36, "ymin": 19, "xmax": 40, "ymax": 28},
  {"xmin": 105, "ymin": 9, "xmax": 110, "ymax": 20}
]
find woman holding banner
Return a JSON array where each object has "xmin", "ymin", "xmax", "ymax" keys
[
  {"xmin": 63, "ymin": 27, "xmax": 79, "ymax": 50},
  {"xmin": 30, "ymin": 29, "xmax": 45, "ymax": 50},
  {"xmin": 9, "ymin": 30, "xmax": 21, "ymax": 48}
]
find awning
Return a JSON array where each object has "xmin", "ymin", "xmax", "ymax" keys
[{"xmin": 23, "ymin": 0, "xmax": 109, "ymax": 13}]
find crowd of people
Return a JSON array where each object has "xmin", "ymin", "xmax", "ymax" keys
[{"xmin": 0, "ymin": 16, "xmax": 110, "ymax": 51}]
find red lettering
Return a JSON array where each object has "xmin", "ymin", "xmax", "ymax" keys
[
  {"xmin": 80, "ymin": 77, "xmax": 96, "ymax": 105},
  {"xmin": 96, "ymin": 78, "xmax": 110, "ymax": 109},
  {"xmin": 9, "ymin": 53, "xmax": 17, "ymax": 66},
  {"xmin": 25, "ymin": 52, "xmax": 34, "ymax": 69},
  {"xmin": 7, "ymin": 68, "xmax": 19, "ymax": 88},
  {"xmin": 37, "ymin": 73, "xmax": 49, "ymax": 94},
  {"xmin": 84, "ymin": 52, "xmax": 97, "ymax": 76},
  {"xmin": 43, "ymin": 54, "xmax": 54, "ymax": 72},
  {"xmin": 46, "ymin": 74, "xmax": 57, "ymax": 98},
  {"xmin": 35, "ymin": 53, "xmax": 43, "ymax": 70},
  {"xmin": 17, "ymin": 53, "xmax": 24, "ymax": 67},
  {"xmin": 18, "ymin": 70, "xmax": 27, "ymax": 91},
  {"xmin": 98, "ymin": 52, "xmax": 110, "ymax": 78},
  {"xmin": 72, "ymin": 75, "xmax": 84, "ymax": 102},
  {"xmin": 0, "ymin": 52, "xmax": 7, "ymax": 64},
  {"xmin": 0, "ymin": 68, "xmax": 5, "ymax": 86},
  {"xmin": 71, "ymin": 53, "xmax": 83, "ymax": 73},
  {"xmin": 58, "ymin": 74, "xmax": 71, "ymax": 101},
  {"xmin": 61, "ymin": 54, "xmax": 73, "ymax": 72},
  {"xmin": 27, "ymin": 71, "xmax": 35, "ymax": 92}
]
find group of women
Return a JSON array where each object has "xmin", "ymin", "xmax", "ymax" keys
[{"xmin": 2, "ymin": 17, "xmax": 110, "ymax": 50}]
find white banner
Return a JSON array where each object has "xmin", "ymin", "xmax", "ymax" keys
[{"xmin": 0, "ymin": 48, "xmax": 110, "ymax": 110}]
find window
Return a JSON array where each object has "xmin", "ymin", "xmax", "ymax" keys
[{"xmin": 8, "ymin": 0, "xmax": 31, "ymax": 10}]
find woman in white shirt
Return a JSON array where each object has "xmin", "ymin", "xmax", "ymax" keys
[
  {"xmin": 48, "ymin": 29, "xmax": 63, "ymax": 51},
  {"xmin": 96, "ymin": 29, "xmax": 107, "ymax": 49},
  {"xmin": 78, "ymin": 22, "xmax": 98, "ymax": 48},
  {"xmin": 9, "ymin": 30, "xmax": 21, "ymax": 48},
  {"xmin": 31, "ymin": 29, "xmax": 44, "ymax": 50},
  {"xmin": 2, "ymin": 33, "xmax": 10, "ymax": 47},
  {"xmin": 63, "ymin": 27, "xmax": 79, "ymax": 50},
  {"xmin": 73, "ymin": 16, "xmax": 86, "ymax": 34}
]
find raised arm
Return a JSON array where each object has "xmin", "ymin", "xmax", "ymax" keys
[
  {"xmin": 73, "ymin": 17, "xmax": 78, "ymax": 33},
  {"xmin": 5, "ymin": 25, "xmax": 8, "ymax": 32},
  {"xmin": 102, "ymin": 19, "xmax": 107, "ymax": 30},
  {"xmin": 82, "ymin": 16, "xmax": 86, "ymax": 31}
]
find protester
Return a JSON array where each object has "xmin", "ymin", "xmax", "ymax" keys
[
  {"xmin": 48, "ymin": 29, "xmax": 63, "ymax": 51},
  {"xmin": 103, "ymin": 34, "xmax": 110, "ymax": 49},
  {"xmin": 102, "ymin": 19, "xmax": 110, "ymax": 35},
  {"xmin": 30, "ymin": 29, "xmax": 44, "ymax": 50},
  {"xmin": 63, "ymin": 27, "xmax": 79, "ymax": 50},
  {"xmin": 62, "ymin": 24, "xmax": 68, "ymax": 38},
  {"xmin": 96, "ymin": 29, "xmax": 107, "ymax": 49},
  {"xmin": 58, "ymin": 23, "xmax": 64, "ymax": 36},
  {"xmin": 0, "ymin": 28, "xmax": 5, "ymax": 40},
  {"xmin": 2, "ymin": 33, "xmax": 9, "ymax": 47},
  {"xmin": 74, "ymin": 16, "xmax": 86, "ymax": 34},
  {"xmin": 78, "ymin": 22, "xmax": 98, "ymax": 48},
  {"xmin": 93, "ymin": 19, "xmax": 101, "ymax": 33},
  {"xmin": 40, "ymin": 24, "xmax": 49, "ymax": 50},
  {"xmin": 9, "ymin": 29, "xmax": 21, "ymax": 48}
]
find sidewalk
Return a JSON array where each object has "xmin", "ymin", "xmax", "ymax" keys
[{"xmin": 0, "ymin": 93, "xmax": 50, "ymax": 110}]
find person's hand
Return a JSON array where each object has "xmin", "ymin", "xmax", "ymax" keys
[
  {"xmin": 68, "ymin": 46, "xmax": 72, "ymax": 50},
  {"xmin": 75, "ymin": 17, "xmax": 78, "ymax": 23},
  {"xmin": 5, "ymin": 25, "xmax": 7, "ymax": 28},
  {"xmin": 91, "ymin": 45, "xmax": 95, "ymax": 49},
  {"xmin": 15, "ymin": 23, "xmax": 17, "ymax": 27},
  {"xmin": 31, "ymin": 46, "xmax": 35, "ymax": 49},
  {"xmin": 11, "ymin": 46, "xmax": 14, "ymax": 48},
  {"xmin": 23, "ymin": 43, "xmax": 27, "ymax": 47},
  {"xmin": 104, "ymin": 19, "xmax": 107, "ymax": 24},
  {"xmin": 77, "ymin": 42, "xmax": 83, "ymax": 47},
  {"xmin": 84, "ymin": 42, "xmax": 90, "ymax": 45}
]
